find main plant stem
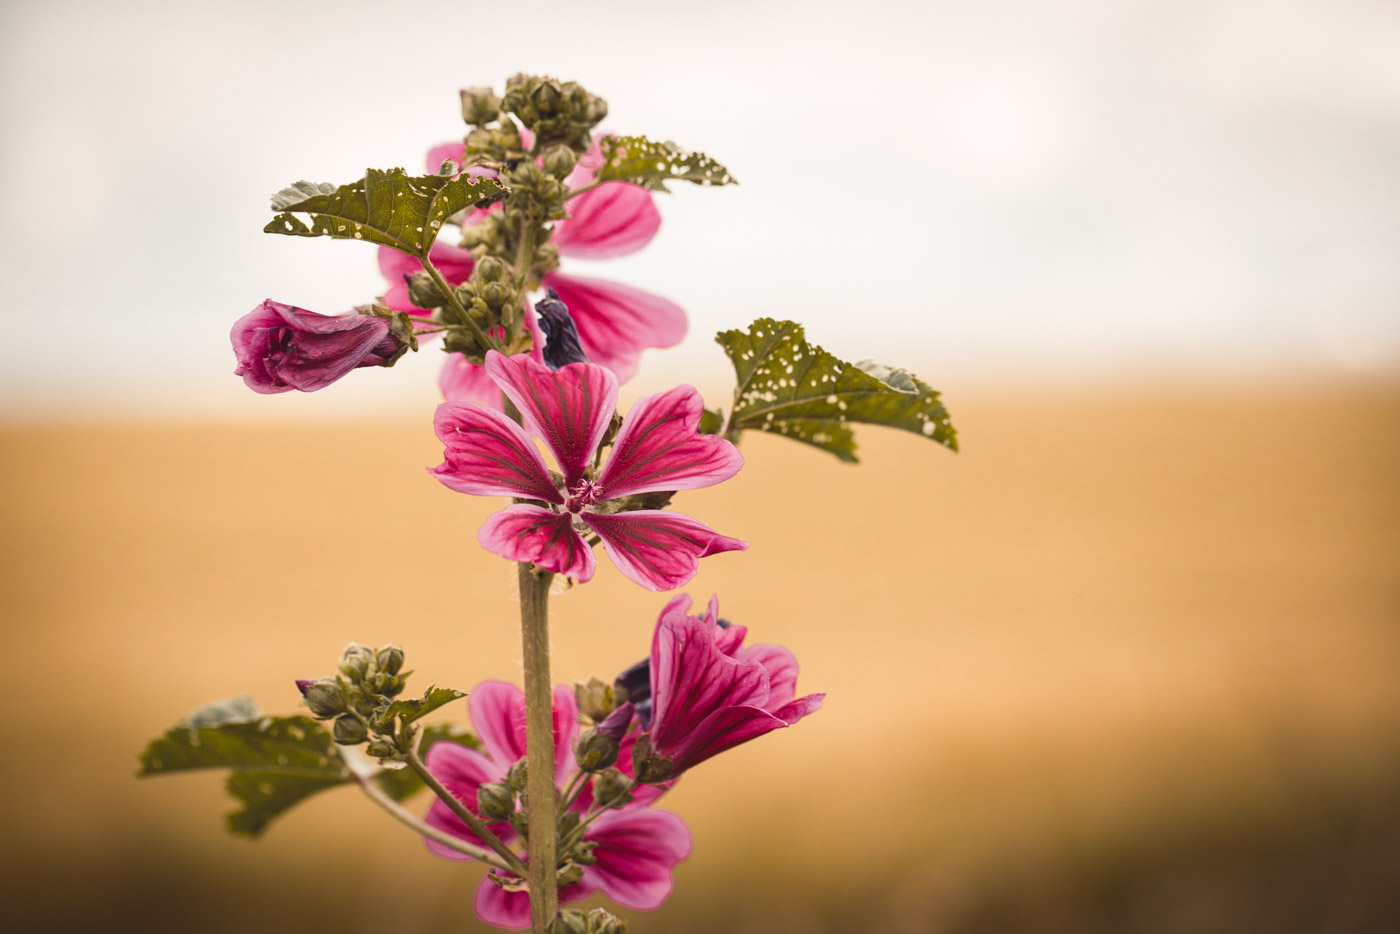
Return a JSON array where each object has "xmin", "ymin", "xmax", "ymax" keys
[{"xmin": 519, "ymin": 563, "xmax": 557, "ymax": 932}]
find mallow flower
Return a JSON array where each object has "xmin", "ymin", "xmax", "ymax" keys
[
  {"xmin": 231, "ymin": 300, "xmax": 414, "ymax": 394},
  {"xmin": 424, "ymin": 680, "xmax": 690, "ymax": 929},
  {"xmin": 378, "ymin": 134, "xmax": 684, "ymax": 403},
  {"xmin": 631, "ymin": 595, "xmax": 824, "ymax": 779},
  {"xmin": 430, "ymin": 350, "xmax": 746, "ymax": 591}
]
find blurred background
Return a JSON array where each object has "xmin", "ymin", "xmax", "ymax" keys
[{"xmin": 2, "ymin": 0, "xmax": 1398, "ymax": 931}]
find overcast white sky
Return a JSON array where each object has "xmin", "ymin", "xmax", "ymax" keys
[{"xmin": 2, "ymin": 0, "xmax": 1397, "ymax": 419}]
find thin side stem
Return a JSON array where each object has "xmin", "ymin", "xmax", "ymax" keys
[
  {"xmin": 403, "ymin": 752, "xmax": 527, "ymax": 876},
  {"xmin": 418, "ymin": 255, "xmax": 501, "ymax": 353},
  {"xmin": 355, "ymin": 774, "xmax": 513, "ymax": 870},
  {"xmin": 518, "ymin": 563, "xmax": 558, "ymax": 932}
]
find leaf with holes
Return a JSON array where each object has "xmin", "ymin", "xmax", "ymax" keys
[
  {"xmin": 377, "ymin": 684, "xmax": 465, "ymax": 728},
  {"xmin": 716, "ymin": 318, "xmax": 958, "ymax": 463},
  {"xmin": 594, "ymin": 135, "xmax": 735, "ymax": 192},
  {"xmin": 265, "ymin": 169, "xmax": 507, "ymax": 257},
  {"xmin": 137, "ymin": 698, "xmax": 353, "ymax": 838}
]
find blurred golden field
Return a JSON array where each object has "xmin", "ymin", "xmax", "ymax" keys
[{"xmin": 2, "ymin": 377, "xmax": 1399, "ymax": 933}]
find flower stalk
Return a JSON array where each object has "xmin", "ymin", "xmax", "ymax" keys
[{"xmin": 517, "ymin": 562, "xmax": 558, "ymax": 932}]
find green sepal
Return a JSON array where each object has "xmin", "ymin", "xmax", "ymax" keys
[
  {"xmin": 137, "ymin": 698, "xmax": 353, "ymax": 838},
  {"xmin": 715, "ymin": 318, "xmax": 958, "ymax": 462},
  {"xmin": 265, "ymin": 169, "xmax": 507, "ymax": 257},
  {"xmin": 375, "ymin": 725, "xmax": 482, "ymax": 802},
  {"xmin": 595, "ymin": 135, "xmax": 735, "ymax": 192},
  {"xmin": 377, "ymin": 684, "xmax": 465, "ymax": 727}
]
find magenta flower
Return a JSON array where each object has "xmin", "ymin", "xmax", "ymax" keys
[
  {"xmin": 643, "ymin": 595, "xmax": 824, "ymax": 777},
  {"xmin": 424, "ymin": 680, "xmax": 690, "ymax": 929},
  {"xmin": 430, "ymin": 350, "xmax": 747, "ymax": 591},
  {"xmin": 378, "ymin": 136, "xmax": 684, "ymax": 404},
  {"xmin": 231, "ymin": 300, "xmax": 409, "ymax": 394}
]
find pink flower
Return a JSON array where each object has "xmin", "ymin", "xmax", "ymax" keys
[
  {"xmin": 378, "ymin": 137, "xmax": 684, "ymax": 404},
  {"xmin": 430, "ymin": 350, "xmax": 747, "ymax": 591},
  {"xmin": 424, "ymin": 681, "xmax": 691, "ymax": 929},
  {"xmin": 643, "ymin": 595, "xmax": 824, "ymax": 777},
  {"xmin": 231, "ymin": 300, "xmax": 409, "ymax": 393}
]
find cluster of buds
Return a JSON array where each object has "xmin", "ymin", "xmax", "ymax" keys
[
  {"xmin": 502, "ymin": 73, "xmax": 607, "ymax": 152},
  {"xmin": 475, "ymin": 758, "xmax": 530, "ymax": 837},
  {"xmin": 295, "ymin": 642, "xmax": 409, "ymax": 758}
]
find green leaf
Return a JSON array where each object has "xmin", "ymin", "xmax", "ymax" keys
[
  {"xmin": 715, "ymin": 318, "xmax": 958, "ymax": 463},
  {"xmin": 375, "ymin": 725, "xmax": 482, "ymax": 802},
  {"xmin": 138, "ymin": 700, "xmax": 353, "ymax": 838},
  {"xmin": 595, "ymin": 135, "xmax": 735, "ymax": 192},
  {"xmin": 698, "ymin": 407, "xmax": 724, "ymax": 435},
  {"xmin": 265, "ymin": 169, "xmax": 507, "ymax": 257},
  {"xmin": 378, "ymin": 684, "xmax": 466, "ymax": 727}
]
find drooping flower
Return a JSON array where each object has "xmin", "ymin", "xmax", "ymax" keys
[
  {"xmin": 378, "ymin": 135, "xmax": 684, "ymax": 404},
  {"xmin": 230, "ymin": 300, "xmax": 413, "ymax": 393},
  {"xmin": 424, "ymin": 680, "xmax": 690, "ymax": 929},
  {"xmin": 430, "ymin": 350, "xmax": 746, "ymax": 591},
  {"xmin": 639, "ymin": 595, "xmax": 823, "ymax": 778}
]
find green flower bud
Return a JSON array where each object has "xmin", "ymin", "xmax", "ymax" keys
[
  {"xmin": 474, "ymin": 255, "xmax": 508, "ymax": 284},
  {"xmin": 332, "ymin": 715, "xmax": 368, "ymax": 746},
  {"xmin": 591, "ymin": 768, "xmax": 633, "ymax": 809},
  {"xmin": 574, "ymin": 730, "xmax": 620, "ymax": 773},
  {"xmin": 544, "ymin": 146, "xmax": 576, "ymax": 179},
  {"xmin": 460, "ymin": 86, "xmax": 501, "ymax": 126},
  {"xmin": 585, "ymin": 908, "xmax": 627, "ymax": 934},
  {"xmin": 338, "ymin": 643, "xmax": 374, "ymax": 682},
  {"xmin": 505, "ymin": 759, "xmax": 529, "ymax": 792},
  {"xmin": 556, "ymin": 810, "xmax": 581, "ymax": 839},
  {"xmin": 296, "ymin": 678, "xmax": 345, "ymax": 719},
  {"xmin": 477, "ymin": 782, "xmax": 516, "ymax": 821},
  {"xmin": 370, "ymin": 671, "xmax": 406, "ymax": 698},
  {"xmin": 575, "ymin": 678, "xmax": 616, "ymax": 723},
  {"xmin": 548, "ymin": 911, "xmax": 589, "ymax": 934},
  {"xmin": 366, "ymin": 738, "xmax": 398, "ymax": 759},
  {"xmin": 407, "ymin": 273, "xmax": 444, "ymax": 311},
  {"xmin": 507, "ymin": 811, "xmax": 529, "ymax": 839},
  {"xmin": 556, "ymin": 860, "xmax": 585, "ymax": 887},
  {"xmin": 376, "ymin": 645, "xmax": 405, "ymax": 676}
]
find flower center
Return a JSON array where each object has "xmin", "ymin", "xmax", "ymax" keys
[{"xmin": 564, "ymin": 478, "xmax": 604, "ymax": 513}]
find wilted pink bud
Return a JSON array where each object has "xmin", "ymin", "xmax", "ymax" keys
[{"xmin": 231, "ymin": 299, "xmax": 412, "ymax": 394}]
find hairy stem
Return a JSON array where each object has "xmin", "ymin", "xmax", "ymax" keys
[
  {"xmin": 355, "ymin": 773, "xmax": 513, "ymax": 870},
  {"xmin": 403, "ymin": 751, "xmax": 526, "ymax": 876},
  {"xmin": 518, "ymin": 563, "xmax": 558, "ymax": 932}
]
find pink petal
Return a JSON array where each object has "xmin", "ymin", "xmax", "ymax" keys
[
  {"xmin": 581, "ymin": 806, "xmax": 692, "ymax": 910},
  {"xmin": 658, "ymin": 703, "xmax": 805, "ymax": 773},
  {"xmin": 582, "ymin": 510, "xmax": 747, "ymax": 592},
  {"xmin": 596, "ymin": 386, "xmax": 744, "ymax": 499},
  {"xmin": 712, "ymin": 622, "xmax": 749, "ymax": 658},
  {"xmin": 648, "ymin": 596, "xmax": 769, "ymax": 745},
  {"xmin": 422, "ymin": 741, "xmax": 512, "ymax": 859},
  {"xmin": 468, "ymin": 680, "xmax": 582, "ymax": 785},
  {"xmin": 425, "ymin": 141, "xmax": 466, "ymax": 175},
  {"xmin": 484, "ymin": 350, "xmax": 618, "ymax": 487},
  {"xmin": 438, "ymin": 354, "xmax": 503, "ymax": 405},
  {"xmin": 428, "ymin": 402, "xmax": 563, "ymax": 505},
  {"xmin": 553, "ymin": 182, "xmax": 661, "ymax": 260},
  {"xmin": 735, "ymin": 643, "xmax": 800, "ymax": 710},
  {"xmin": 478, "ymin": 505, "xmax": 596, "ymax": 583},
  {"xmin": 472, "ymin": 876, "xmax": 532, "ymax": 929},
  {"xmin": 544, "ymin": 273, "xmax": 687, "ymax": 382}
]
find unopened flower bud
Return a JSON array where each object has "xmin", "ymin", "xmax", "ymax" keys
[
  {"xmin": 505, "ymin": 759, "xmax": 528, "ymax": 792},
  {"xmin": 544, "ymin": 146, "xmax": 576, "ymax": 178},
  {"xmin": 477, "ymin": 782, "xmax": 516, "ymax": 821},
  {"xmin": 339, "ymin": 643, "xmax": 374, "ymax": 682},
  {"xmin": 548, "ymin": 911, "xmax": 590, "ymax": 934},
  {"xmin": 595, "ymin": 702, "xmax": 634, "ymax": 741},
  {"xmin": 295, "ymin": 678, "xmax": 345, "ymax": 719},
  {"xmin": 366, "ymin": 738, "xmax": 398, "ymax": 759},
  {"xmin": 474, "ymin": 255, "xmax": 508, "ymax": 284},
  {"xmin": 575, "ymin": 730, "xmax": 620, "ymax": 773},
  {"xmin": 585, "ymin": 908, "xmax": 627, "ymax": 934},
  {"xmin": 376, "ymin": 645, "xmax": 405, "ymax": 676},
  {"xmin": 556, "ymin": 860, "xmax": 585, "ymax": 886},
  {"xmin": 575, "ymin": 677, "xmax": 615, "ymax": 723},
  {"xmin": 332, "ymin": 715, "xmax": 368, "ymax": 745},
  {"xmin": 460, "ymin": 86, "xmax": 501, "ymax": 125},
  {"xmin": 591, "ymin": 768, "xmax": 633, "ymax": 809},
  {"xmin": 405, "ymin": 271, "xmax": 446, "ymax": 309},
  {"xmin": 556, "ymin": 810, "xmax": 581, "ymax": 839},
  {"xmin": 508, "ymin": 811, "xmax": 529, "ymax": 839}
]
